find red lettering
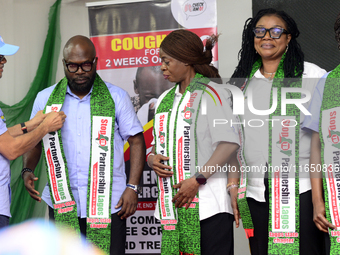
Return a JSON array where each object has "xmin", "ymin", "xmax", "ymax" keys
[
  {"xmin": 330, "ymin": 112, "xmax": 337, "ymax": 131},
  {"xmin": 90, "ymin": 224, "xmax": 108, "ymax": 229},
  {"xmin": 159, "ymin": 114, "xmax": 165, "ymax": 132},
  {"xmin": 99, "ymin": 118, "xmax": 109, "ymax": 135},
  {"xmin": 51, "ymin": 106, "xmax": 58, "ymax": 112},
  {"xmin": 164, "ymin": 225, "xmax": 176, "ymax": 231},
  {"xmin": 280, "ymin": 119, "xmax": 290, "ymax": 138},
  {"xmin": 238, "ymin": 187, "xmax": 246, "ymax": 193},
  {"xmin": 186, "ymin": 93, "xmax": 197, "ymax": 107},
  {"xmin": 58, "ymin": 206, "xmax": 73, "ymax": 214}
]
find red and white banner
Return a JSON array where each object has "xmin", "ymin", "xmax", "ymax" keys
[
  {"xmin": 43, "ymin": 104, "xmax": 73, "ymax": 207},
  {"xmin": 271, "ymin": 117, "xmax": 296, "ymax": 233},
  {"xmin": 322, "ymin": 108, "xmax": 340, "ymax": 230},
  {"xmin": 88, "ymin": 116, "xmax": 113, "ymax": 221}
]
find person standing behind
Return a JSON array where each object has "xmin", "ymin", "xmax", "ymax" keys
[
  {"xmin": 148, "ymin": 29, "xmax": 240, "ymax": 255},
  {"xmin": 230, "ymin": 8, "xmax": 326, "ymax": 255},
  {"xmin": 0, "ymin": 36, "xmax": 66, "ymax": 229},
  {"xmin": 133, "ymin": 66, "xmax": 173, "ymax": 126},
  {"xmin": 302, "ymin": 11, "xmax": 340, "ymax": 255},
  {"xmin": 22, "ymin": 35, "xmax": 145, "ymax": 255}
]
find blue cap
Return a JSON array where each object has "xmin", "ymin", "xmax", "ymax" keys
[{"xmin": 0, "ymin": 36, "xmax": 19, "ymax": 55}]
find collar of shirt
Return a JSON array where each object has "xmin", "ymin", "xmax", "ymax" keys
[{"xmin": 174, "ymin": 85, "xmax": 182, "ymax": 97}]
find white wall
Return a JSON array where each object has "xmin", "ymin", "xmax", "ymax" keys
[
  {"xmin": 0, "ymin": 1, "xmax": 251, "ymax": 254},
  {"xmin": 0, "ymin": 0, "xmax": 54, "ymax": 105},
  {"xmin": 217, "ymin": 0, "xmax": 252, "ymax": 78}
]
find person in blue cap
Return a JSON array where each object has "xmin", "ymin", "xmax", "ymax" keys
[{"xmin": 0, "ymin": 36, "xmax": 66, "ymax": 229}]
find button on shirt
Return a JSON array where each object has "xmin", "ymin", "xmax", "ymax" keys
[
  {"xmin": 0, "ymin": 108, "xmax": 11, "ymax": 217},
  {"xmin": 30, "ymin": 81, "xmax": 143, "ymax": 218}
]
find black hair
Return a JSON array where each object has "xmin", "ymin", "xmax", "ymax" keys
[
  {"xmin": 135, "ymin": 66, "xmax": 163, "ymax": 83},
  {"xmin": 334, "ymin": 11, "xmax": 340, "ymax": 50},
  {"xmin": 231, "ymin": 8, "xmax": 304, "ymax": 87},
  {"xmin": 160, "ymin": 29, "xmax": 222, "ymax": 83}
]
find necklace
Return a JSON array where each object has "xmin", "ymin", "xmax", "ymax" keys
[
  {"xmin": 262, "ymin": 67, "xmax": 276, "ymax": 80},
  {"xmin": 263, "ymin": 70, "xmax": 276, "ymax": 75}
]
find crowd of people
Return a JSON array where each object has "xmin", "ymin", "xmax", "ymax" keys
[{"xmin": 1, "ymin": 6, "xmax": 340, "ymax": 255}]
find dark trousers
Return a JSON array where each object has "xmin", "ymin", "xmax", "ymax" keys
[
  {"xmin": 49, "ymin": 206, "xmax": 126, "ymax": 255},
  {"xmin": 201, "ymin": 212, "xmax": 234, "ymax": 255},
  {"xmin": 165, "ymin": 212, "xmax": 234, "ymax": 255},
  {"xmin": 0, "ymin": 214, "xmax": 9, "ymax": 229},
  {"xmin": 247, "ymin": 178, "xmax": 326, "ymax": 255}
]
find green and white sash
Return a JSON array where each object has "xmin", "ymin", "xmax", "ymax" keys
[
  {"xmin": 42, "ymin": 74, "xmax": 114, "ymax": 254},
  {"xmin": 320, "ymin": 64, "xmax": 340, "ymax": 254},
  {"xmin": 154, "ymin": 73, "xmax": 211, "ymax": 255},
  {"xmin": 239, "ymin": 54, "xmax": 301, "ymax": 254},
  {"xmin": 235, "ymin": 118, "xmax": 254, "ymax": 238}
]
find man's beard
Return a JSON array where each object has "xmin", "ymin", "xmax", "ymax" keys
[{"xmin": 67, "ymin": 74, "xmax": 96, "ymax": 94}]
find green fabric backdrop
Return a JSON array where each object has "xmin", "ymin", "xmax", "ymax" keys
[{"xmin": 0, "ymin": 0, "xmax": 61, "ymax": 224}]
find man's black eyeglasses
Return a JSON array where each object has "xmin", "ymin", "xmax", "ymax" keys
[
  {"xmin": 63, "ymin": 58, "xmax": 96, "ymax": 73},
  {"xmin": 253, "ymin": 27, "xmax": 288, "ymax": 39},
  {"xmin": 0, "ymin": 55, "xmax": 5, "ymax": 62}
]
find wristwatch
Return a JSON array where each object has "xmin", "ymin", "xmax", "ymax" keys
[
  {"xmin": 194, "ymin": 172, "xmax": 207, "ymax": 185},
  {"xmin": 127, "ymin": 183, "xmax": 142, "ymax": 194},
  {"xmin": 20, "ymin": 122, "xmax": 28, "ymax": 134}
]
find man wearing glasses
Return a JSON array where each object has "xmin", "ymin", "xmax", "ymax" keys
[
  {"xmin": 22, "ymin": 35, "xmax": 145, "ymax": 255},
  {"xmin": 0, "ymin": 36, "xmax": 66, "ymax": 229}
]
